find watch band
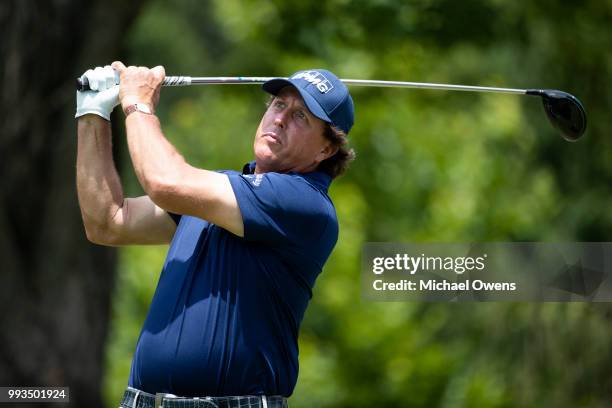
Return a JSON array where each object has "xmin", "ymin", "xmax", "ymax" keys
[{"xmin": 124, "ymin": 103, "xmax": 153, "ymax": 117}]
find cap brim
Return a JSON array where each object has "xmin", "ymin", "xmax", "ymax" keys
[{"xmin": 262, "ymin": 78, "xmax": 332, "ymax": 125}]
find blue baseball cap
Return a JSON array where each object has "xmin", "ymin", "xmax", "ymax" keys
[{"xmin": 262, "ymin": 69, "xmax": 355, "ymax": 134}]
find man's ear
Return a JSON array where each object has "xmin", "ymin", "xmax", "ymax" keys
[{"xmin": 316, "ymin": 143, "xmax": 339, "ymax": 163}]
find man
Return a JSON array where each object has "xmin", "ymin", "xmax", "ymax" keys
[{"xmin": 75, "ymin": 62, "xmax": 355, "ymax": 408}]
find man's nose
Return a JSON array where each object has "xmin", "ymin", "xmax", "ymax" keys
[{"xmin": 273, "ymin": 111, "xmax": 288, "ymax": 128}]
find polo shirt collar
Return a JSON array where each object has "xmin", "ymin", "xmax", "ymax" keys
[{"xmin": 242, "ymin": 161, "xmax": 332, "ymax": 191}]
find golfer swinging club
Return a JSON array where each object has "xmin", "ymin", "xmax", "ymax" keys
[{"xmin": 75, "ymin": 61, "xmax": 355, "ymax": 408}]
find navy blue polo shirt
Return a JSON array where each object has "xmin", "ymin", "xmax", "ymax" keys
[{"xmin": 128, "ymin": 162, "xmax": 338, "ymax": 397}]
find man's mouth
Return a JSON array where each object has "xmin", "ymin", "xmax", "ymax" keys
[{"xmin": 262, "ymin": 131, "xmax": 281, "ymax": 144}]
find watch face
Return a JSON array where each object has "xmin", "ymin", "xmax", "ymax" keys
[
  {"xmin": 125, "ymin": 103, "xmax": 152, "ymax": 116},
  {"xmin": 135, "ymin": 103, "xmax": 152, "ymax": 114}
]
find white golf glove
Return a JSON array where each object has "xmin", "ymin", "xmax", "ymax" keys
[{"xmin": 75, "ymin": 65, "xmax": 120, "ymax": 121}]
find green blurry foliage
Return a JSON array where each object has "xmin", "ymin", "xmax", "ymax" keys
[{"xmin": 104, "ymin": 1, "xmax": 612, "ymax": 407}]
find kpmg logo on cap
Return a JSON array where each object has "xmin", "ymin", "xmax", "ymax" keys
[{"xmin": 291, "ymin": 70, "xmax": 334, "ymax": 94}]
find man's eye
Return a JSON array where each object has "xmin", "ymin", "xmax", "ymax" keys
[
  {"xmin": 273, "ymin": 101, "xmax": 285, "ymax": 109},
  {"xmin": 295, "ymin": 111, "xmax": 306, "ymax": 120}
]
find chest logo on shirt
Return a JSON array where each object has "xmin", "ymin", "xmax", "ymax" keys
[{"xmin": 243, "ymin": 174, "xmax": 263, "ymax": 187}]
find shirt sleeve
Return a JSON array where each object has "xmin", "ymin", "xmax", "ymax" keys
[
  {"xmin": 227, "ymin": 172, "xmax": 333, "ymax": 246},
  {"xmin": 167, "ymin": 211, "xmax": 182, "ymax": 225}
]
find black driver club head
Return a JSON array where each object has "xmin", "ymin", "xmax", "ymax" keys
[{"xmin": 526, "ymin": 89, "xmax": 587, "ymax": 142}]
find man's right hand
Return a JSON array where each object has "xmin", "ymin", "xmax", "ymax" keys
[{"xmin": 75, "ymin": 65, "xmax": 120, "ymax": 121}]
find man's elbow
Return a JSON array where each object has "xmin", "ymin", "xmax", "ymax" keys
[
  {"xmin": 145, "ymin": 173, "xmax": 184, "ymax": 211},
  {"xmin": 84, "ymin": 225, "xmax": 106, "ymax": 245},
  {"xmin": 83, "ymin": 223, "xmax": 119, "ymax": 246}
]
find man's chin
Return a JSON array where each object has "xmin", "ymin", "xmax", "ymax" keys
[
  {"xmin": 253, "ymin": 152, "xmax": 280, "ymax": 172},
  {"xmin": 254, "ymin": 145, "xmax": 279, "ymax": 161}
]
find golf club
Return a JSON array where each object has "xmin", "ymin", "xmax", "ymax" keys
[{"xmin": 76, "ymin": 75, "xmax": 587, "ymax": 141}]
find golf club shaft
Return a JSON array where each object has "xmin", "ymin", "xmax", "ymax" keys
[{"xmin": 77, "ymin": 76, "xmax": 528, "ymax": 95}]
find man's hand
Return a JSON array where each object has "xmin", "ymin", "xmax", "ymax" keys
[
  {"xmin": 75, "ymin": 65, "xmax": 120, "ymax": 121},
  {"xmin": 111, "ymin": 61, "xmax": 165, "ymax": 113}
]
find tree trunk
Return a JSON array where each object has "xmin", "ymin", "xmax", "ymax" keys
[{"xmin": 0, "ymin": 1, "xmax": 145, "ymax": 406}]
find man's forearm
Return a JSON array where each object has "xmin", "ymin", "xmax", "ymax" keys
[
  {"xmin": 113, "ymin": 62, "xmax": 243, "ymax": 236},
  {"xmin": 76, "ymin": 116, "xmax": 125, "ymax": 239},
  {"xmin": 124, "ymin": 112, "xmax": 187, "ymax": 198}
]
